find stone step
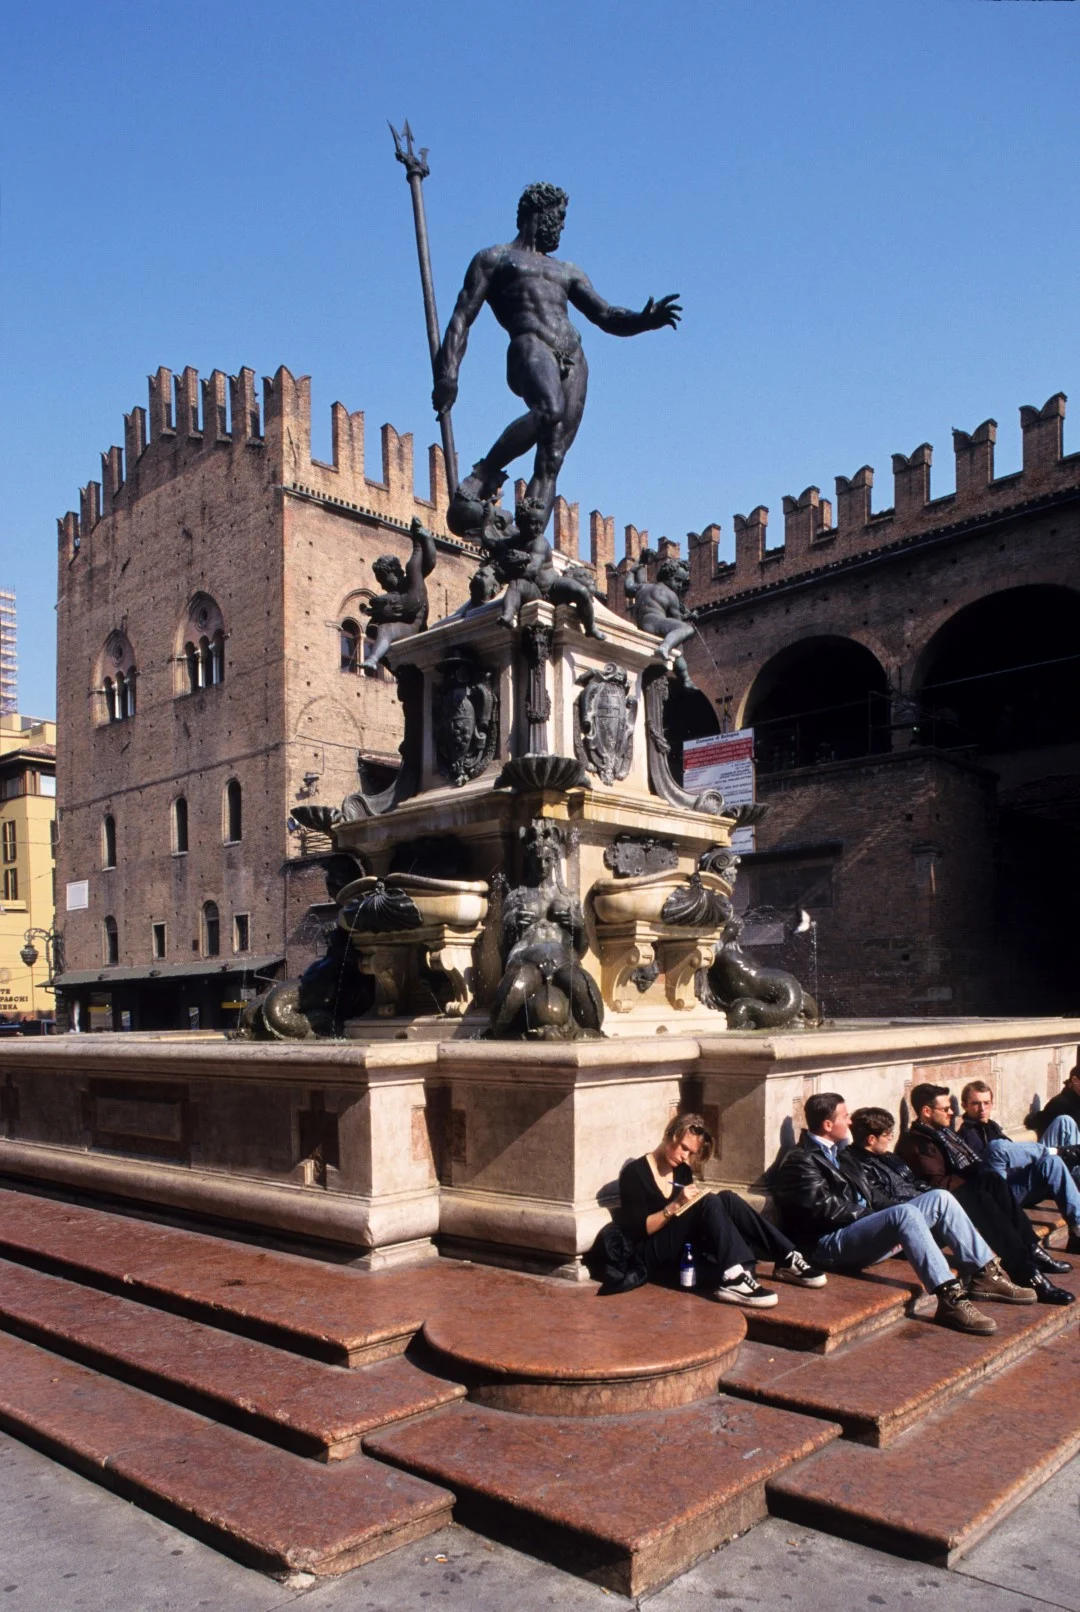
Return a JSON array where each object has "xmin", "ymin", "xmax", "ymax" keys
[
  {"xmin": 765, "ymin": 1323, "xmax": 1080, "ymax": 1564},
  {"xmin": 366, "ymin": 1396, "xmax": 841, "ymax": 1597},
  {"xmin": 0, "ymin": 1330, "xmax": 453, "ymax": 1576},
  {"xmin": 745, "ymin": 1258, "xmax": 919, "ymax": 1354},
  {"xmin": 0, "ymin": 1259, "xmax": 465, "ymax": 1459},
  {"xmin": 724, "ymin": 1260, "xmax": 1080, "ymax": 1444},
  {"xmin": 0, "ymin": 1185, "xmax": 459, "ymax": 1365}
]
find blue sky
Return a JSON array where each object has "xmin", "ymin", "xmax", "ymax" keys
[{"xmin": 2, "ymin": 0, "xmax": 1079, "ymax": 718}]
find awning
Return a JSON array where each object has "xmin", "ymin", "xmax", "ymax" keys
[{"xmin": 54, "ymin": 955, "xmax": 285, "ymax": 989}]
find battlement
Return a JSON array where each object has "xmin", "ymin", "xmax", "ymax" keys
[
  {"xmin": 684, "ymin": 391, "xmax": 1078, "ymax": 610},
  {"xmin": 57, "ymin": 364, "xmax": 457, "ymax": 561}
]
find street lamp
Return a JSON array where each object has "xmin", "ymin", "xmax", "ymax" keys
[{"xmin": 20, "ymin": 927, "xmax": 64, "ymax": 992}]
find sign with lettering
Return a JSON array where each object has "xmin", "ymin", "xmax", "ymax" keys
[{"xmin": 683, "ymin": 729, "xmax": 757, "ymax": 853}]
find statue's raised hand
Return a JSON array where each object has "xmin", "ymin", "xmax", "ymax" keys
[{"xmin": 642, "ymin": 294, "xmax": 681, "ymax": 330}]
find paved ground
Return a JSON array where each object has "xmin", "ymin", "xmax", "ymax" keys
[{"xmin": 1, "ymin": 1429, "xmax": 1077, "ymax": 1611}]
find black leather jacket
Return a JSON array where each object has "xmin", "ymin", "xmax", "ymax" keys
[
  {"xmin": 840, "ymin": 1147, "xmax": 927, "ymax": 1212},
  {"xmin": 772, "ymin": 1133, "xmax": 870, "ymax": 1246}
]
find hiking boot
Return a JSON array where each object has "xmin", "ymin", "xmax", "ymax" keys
[
  {"xmin": 933, "ymin": 1278, "xmax": 997, "ymax": 1335},
  {"xmin": 966, "ymin": 1259, "xmax": 1037, "ymax": 1305},
  {"xmin": 773, "ymin": 1250, "xmax": 828, "ymax": 1288},
  {"xmin": 1030, "ymin": 1243, "xmax": 1072, "ymax": 1275},
  {"xmin": 711, "ymin": 1270, "xmax": 779, "ymax": 1308},
  {"xmin": 1031, "ymin": 1271, "xmax": 1076, "ymax": 1306}
]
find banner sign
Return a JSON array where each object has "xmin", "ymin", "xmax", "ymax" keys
[{"xmin": 683, "ymin": 729, "xmax": 757, "ymax": 854}]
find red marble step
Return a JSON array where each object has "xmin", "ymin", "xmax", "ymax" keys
[
  {"xmin": 0, "ymin": 1185, "xmax": 467, "ymax": 1365},
  {"xmin": 366, "ymin": 1396, "xmax": 840, "ymax": 1596},
  {"xmin": 723, "ymin": 1260, "xmax": 1080, "ymax": 1444},
  {"xmin": 744, "ymin": 1259, "xmax": 919, "ymax": 1354},
  {"xmin": 766, "ymin": 1324, "xmax": 1080, "ymax": 1564},
  {"xmin": 421, "ymin": 1276, "xmax": 745, "ymax": 1414},
  {"xmin": 0, "ymin": 1260, "xmax": 465, "ymax": 1459},
  {"xmin": 0, "ymin": 1330, "xmax": 453, "ymax": 1576}
]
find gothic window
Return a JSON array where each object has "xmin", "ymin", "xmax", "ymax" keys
[
  {"xmin": 103, "ymin": 915, "xmax": 119, "ymax": 966},
  {"xmin": 102, "ymin": 814, "xmax": 116, "ymax": 869},
  {"xmin": 223, "ymin": 779, "xmax": 242, "ymax": 844},
  {"xmin": 340, "ymin": 619, "xmax": 362, "ymax": 673},
  {"xmin": 98, "ymin": 631, "xmax": 137, "ymax": 724},
  {"xmin": 172, "ymin": 796, "xmax": 189, "ymax": 854},
  {"xmin": 202, "ymin": 900, "xmax": 220, "ymax": 958},
  {"xmin": 176, "ymin": 595, "xmax": 226, "ymax": 696}
]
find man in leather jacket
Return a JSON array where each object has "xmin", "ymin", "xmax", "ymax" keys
[
  {"xmin": 772, "ymin": 1092, "xmax": 1005, "ymax": 1334},
  {"xmin": 844, "ymin": 1107, "xmax": 1071, "ymax": 1304},
  {"xmin": 899, "ymin": 1082, "xmax": 1080, "ymax": 1256}
]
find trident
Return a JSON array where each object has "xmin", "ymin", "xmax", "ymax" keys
[{"xmin": 389, "ymin": 120, "xmax": 459, "ymax": 499}]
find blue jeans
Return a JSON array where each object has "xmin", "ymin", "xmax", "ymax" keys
[
  {"xmin": 811, "ymin": 1190, "xmax": 993, "ymax": 1294},
  {"xmin": 983, "ymin": 1138, "xmax": 1080, "ymax": 1228},
  {"xmin": 1042, "ymin": 1114, "xmax": 1080, "ymax": 1149}
]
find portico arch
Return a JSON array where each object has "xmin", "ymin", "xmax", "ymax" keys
[{"xmin": 741, "ymin": 635, "xmax": 890, "ymax": 774}]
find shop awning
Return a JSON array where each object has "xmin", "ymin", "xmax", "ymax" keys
[{"xmin": 54, "ymin": 956, "xmax": 285, "ymax": 989}]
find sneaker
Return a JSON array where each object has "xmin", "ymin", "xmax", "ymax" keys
[
  {"xmin": 933, "ymin": 1278, "xmax": 997, "ymax": 1335},
  {"xmin": 1030, "ymin": 1244, "xmax": 1072, "ymax": 1275},
  {"xmin": 1031, "ymin": 1271, "xmax": 1076, "ymax": 1306},
  {"xmin": 773, "ymin": 1250, "xmax": 828, "ymax": 1289},
  {"xmin": 711, "ymin": 1271, "xmax": 779, "ymax": 1308},
  {"xmin": 966, "ymin": 1259, "xmax": 1037, "ymax": 1305}
]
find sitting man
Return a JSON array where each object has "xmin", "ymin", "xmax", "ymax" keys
[
  {"xmin": 772, "ymin": 1092, "xmax": 1001, "ymax": 1334},
  {"xmin": 900, "ymin": 1081, "xmax": 1080, "ymax": 1257},
  {"xmin": 842, "ymin": 1106, "xmax": 1072, "ymax": 1305},
  {"xmin": 1025, "ymin": 1062, "xmax": 1080, "ymax": 1154}
]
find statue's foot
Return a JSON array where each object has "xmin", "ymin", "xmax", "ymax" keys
[
  {"xmin": 588, "ymin": 627, "xmax": 607, "ymax": 642},
  {"xmin": 498, "ymin": 613, "xmax": 517, "ymax": 630},
  {"xmin": 459, "ymin": 460, "xmax": 507, "ymax": 503}
]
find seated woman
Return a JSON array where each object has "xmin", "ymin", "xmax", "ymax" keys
[{"xmin": 618, "ymin": 1113, "xmax": 827, "ymax": 1307}]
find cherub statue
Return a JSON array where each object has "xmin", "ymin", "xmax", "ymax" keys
[
  {"xmin": 481, "ymin": 496, "xmax": 606, "ymax": 639},
  {"xmin": 490, "ymin": 818, "xmax": 604, "ymax": 1040},
  {"xmin": 624, "ymin": 546, "xmax": 697, "ymax": 690},
  {"xmin": 361, "ymin": 516, "xmax": 437, "ymax": 675}
]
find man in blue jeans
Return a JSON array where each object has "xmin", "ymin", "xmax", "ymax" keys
[
  {"xmin": 773, "ymin": 1092, "xmax": 1001, "ymax": 1334},
  {"xmin": 956, "ymin": 1079, "xmax": 1080, "ymax": 1251},
  {"xmin": 1025, "ymin": 1064, "xmax": 1080, "ymax": 1154}
]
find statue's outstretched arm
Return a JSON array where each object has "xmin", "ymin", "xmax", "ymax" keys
[
  {"xmin": 407, "ymin": 516, "xmax": 438, "ymax": 582},
  {"xmin": 433, "ymin": 250, "xmax": 494, "ymax": 414},
  {"xmin": 567, "ymin": 270, "xmax": 681, "ymax": 337}
]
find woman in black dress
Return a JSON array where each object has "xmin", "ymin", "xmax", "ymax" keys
[{"xmin": 618, "ymin": 1113, "xmax": 827, "ymax": 1307}]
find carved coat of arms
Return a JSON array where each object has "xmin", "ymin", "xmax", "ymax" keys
[
  {"xmin": 434, "ymin": 653, "xmax": 499, "ymax": 787},
  {"xmin": 574, "ymin": 664, "xmax": 637, "ymax": 787}
]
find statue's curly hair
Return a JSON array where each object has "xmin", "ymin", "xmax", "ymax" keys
[
  {"xmin": 517, "ymin": 182, "xmax": 569, "ymax": 231},
  {"xmin": 657, "ymin": 557, "xmax": 690, "ymax": 588}
]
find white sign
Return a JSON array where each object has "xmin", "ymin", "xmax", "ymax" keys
[
  {"xmin": 66, "ymin": 880, "xmax": 89, "ymax": 911},
  {"xmin": 683, "ymin": 729, "xmax": 757, "ymax": 853}
]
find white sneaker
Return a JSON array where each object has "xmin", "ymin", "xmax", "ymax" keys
[
  {"xmin": 711, "ymin": 1271, "xmax": 779, "ymax": 1308},
  {"xmin": 773, "ymin": 1250, "xmax": 828, "ymax": 1288}
]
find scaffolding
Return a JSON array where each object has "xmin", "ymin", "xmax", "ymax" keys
[{"xmin": 0, "ymin": 589, "xmax": 16, "ymax": 715}]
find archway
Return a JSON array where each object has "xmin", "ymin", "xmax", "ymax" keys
[{"xmin": 743, "ymin": 636, "xmax": 890, "ymax": 774}]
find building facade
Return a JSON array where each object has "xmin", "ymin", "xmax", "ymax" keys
[
  {"xmin": 0, "ymin": 715, "xmax": 57, "ymax": 1023},
  {"xmin": 53, "ymin": 364, "xmax": 494, "ymax": 1030}
]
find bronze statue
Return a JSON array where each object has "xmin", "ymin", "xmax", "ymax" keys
[
  {"xmin": 478, "ymin": 496, "xmax": 605, "ymax": 637},
  {"xmin": 624, "ymin": 547, "xmax": 697, "ymax": 690},
  {"xmin": 434, "ymin": 182, "xmax": 680, "ymax": 539},
  {"xmin": 361, "ymin": 516, "xmax": 436, "ymax": 674},
  {"xmin": 490, "ymin": 818, "xmax": 604, "ymax": 1039}
]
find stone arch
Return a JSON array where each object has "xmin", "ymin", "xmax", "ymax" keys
[
  {"xmin": 97, "ymin": 630, "xmax": 137, "ymax": 724},
  {"xmin": 740, "ymin": 635, "xmax": 891, "ymax": 773},
  {"xmin": 912, "ymin": 584, "xmax": 1080, "ymax": 753}
]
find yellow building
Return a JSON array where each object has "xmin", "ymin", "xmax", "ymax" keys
[{"xmin": 0, "ymin": 715, "xmax": 57, "ymax": 1022}]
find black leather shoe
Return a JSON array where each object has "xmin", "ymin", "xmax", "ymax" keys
[
  {"xmin": 1067, "ymin": 1232, "xmax": 1080, "ymax": 1256},
  {"xmin": 1032, "ymin": 1271, "xmax": 1076, "ymax": 1305},
  {"xmin": 1030, "ymin": 1244, "xmax": 1072, "ymax": 1275},
  {"xmin": 1056, "ymin": 1144, "xmax": 1080, "ymax": 1169}
]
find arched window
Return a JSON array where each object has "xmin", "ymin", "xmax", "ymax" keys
[
  {"xmin": 223, "ymin": 779, "xmax": 242, "ymax": 844},
  {"xmin": 98, "ymin": 631, "xmax": 137, "ymax": 724},
  {"xmin": 102, "ymin": 814, "xmax": 116, "ymax": 869},
  {"xmin": 103, "ymin": 915, "xmax": 119, "ymax": 966},
  {"xmin": 202, "ymin": 900, "xmax": 220, "ymax": 957},
  {"xmin": 172, "ymin": 796, "xmax": 189, "ymax": 855},
  {"xmin": 176, "ymin": 595, "xmax": 225, "ymax": 696},
  {"xmin": 340, "ymin": 619, "xmax": 362, "ymax": 673}
]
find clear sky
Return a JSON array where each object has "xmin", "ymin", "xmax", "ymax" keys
[{"xmin": 2, "ymin": 0, "xmax": 1079, "ymax": 719}]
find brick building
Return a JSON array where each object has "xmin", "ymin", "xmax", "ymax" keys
[
  {"xmin": 606, "ymin": 392, "xmax": 1080, "ymax": 1018},
  {"xmin": 53, "ymin": 365, "xmax": 494, "ymax": 1030}
]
